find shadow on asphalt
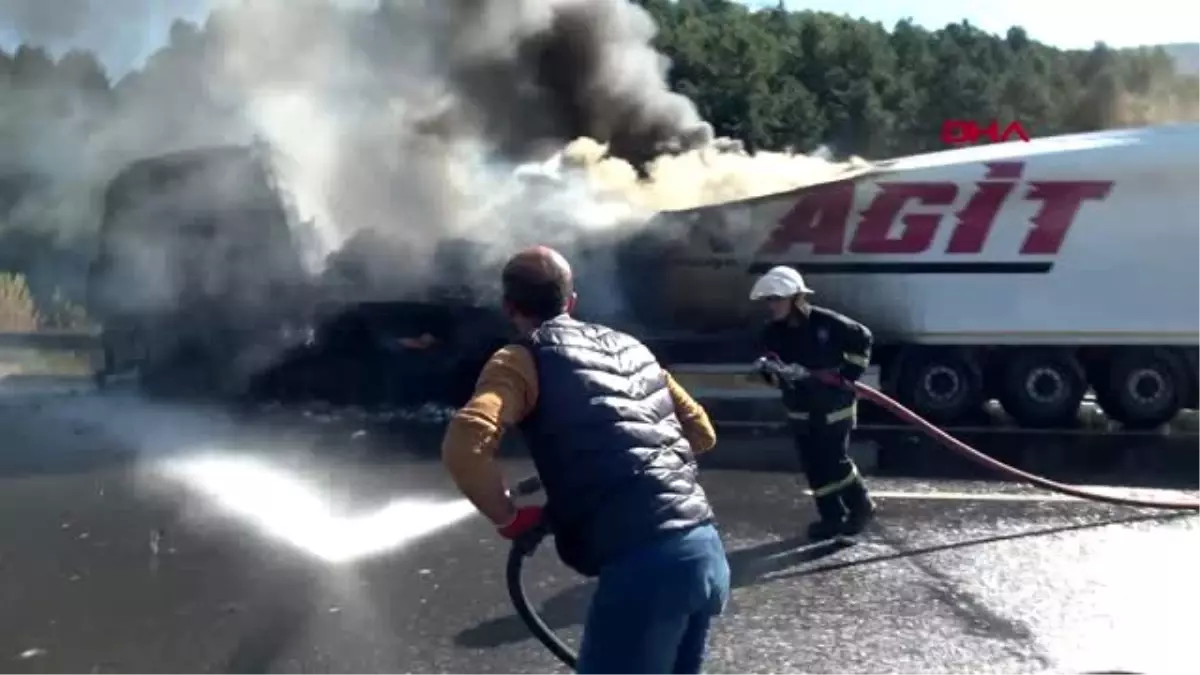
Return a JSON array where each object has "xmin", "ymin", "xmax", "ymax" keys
[
  {"xmin": 453, "ymin": 512, "xmax": 1188, "ymax": 652},
  {"xmin": 206, "ymin": 524, "xmax": 375, "ymax": 675},
  {"xmin": 221, "ymin": 569, "xmax": 321, "ymax": 675},
  {"xmin": 766, "ymin": 511, "xmax": 1190, "ymax": 584}
]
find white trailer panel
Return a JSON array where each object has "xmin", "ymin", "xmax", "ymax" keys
[{"xmin": 652, "ymin": 123, "xmax": 1199, "ymax": 346}]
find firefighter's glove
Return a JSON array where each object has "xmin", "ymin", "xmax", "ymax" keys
[
  {"xmin": 756, "ymin": 356, "xmax": 809, "ymax": 383},
  {"xmin": 499, "ymin": 506, "xmax": 548, "ymax": 557},
  {"xmin": 753, "ymin": 357, "xmax": 779, "ymax": 385},
  {"xmin": 497, "ymin": 505, "xmax": 544, "ymax": 540}
]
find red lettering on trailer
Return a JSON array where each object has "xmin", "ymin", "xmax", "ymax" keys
[
  {"xmin": 946, "ymin": 162, "xmax": 1025, "ymax": 254},
  {"xmin": 756, "ymin": 162, "xmax": 1115, "ymax": 258},
  {"xmin": 758, "ymin": 181, "xmax": 854, "ymax": 255},
  {"xmin": 849, "ymin": 182, "xmax": 958, "ymax": 254},
  {"xmin": 1020, "ymin": 181, "xmax": 1114, "ymax": 254},
  {"xmin": 941, "ymin": 120, "xmax": 1031, "ymax": 145}
]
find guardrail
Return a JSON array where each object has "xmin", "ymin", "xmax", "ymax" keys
[
  {"xmin": 0, "ymin": 331, "xmax": 101, "ymax": 351},
  {"xmin": 1, "ymin": 332, "xmax": 101, "ymax": 389}
]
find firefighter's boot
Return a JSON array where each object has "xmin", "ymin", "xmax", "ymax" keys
[
  {"xmin": 840, "ymin": 480, "xmax": 877, "ymax": 536},
  {"xmin": 806, "ymin": 494, "xmax": 848, "ymax": 541}
]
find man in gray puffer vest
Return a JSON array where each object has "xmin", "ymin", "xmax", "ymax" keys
[{"xmin": 442, "ymin": 245, "xmax": 731, "ymax": 674}]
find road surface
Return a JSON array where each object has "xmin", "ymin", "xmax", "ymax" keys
[{"xmin": 0, "ymin": 391, "xmax": 1196, "ymax": 674}]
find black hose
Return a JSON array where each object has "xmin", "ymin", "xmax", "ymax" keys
[
  {"xmin": 506, "ymin": 521, "xmax": 579, "ymax": 669},
  {"xmin": 505, "ymin": 475, "xmax": 579, "ymax": 667}
]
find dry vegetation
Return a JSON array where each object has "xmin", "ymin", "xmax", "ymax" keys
[{"xmin": 0, "ymin": 271, "xmax": 96, "ymax": 376}]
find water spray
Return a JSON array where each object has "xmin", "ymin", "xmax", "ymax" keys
[
  {"xmin": 157, "ymin": 453, "xmax": 478, "ymax": 564},
  {"xmin": 28, "ymin": 391, "xmax": 481, "ymax": 566}
]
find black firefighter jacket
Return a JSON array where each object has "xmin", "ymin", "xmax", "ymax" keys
[{"xmin": 759, "ymin": 305, "xmax": 873, "ymax": 426}]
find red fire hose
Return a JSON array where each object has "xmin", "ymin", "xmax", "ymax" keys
[
  {"xmin": 755, "ymin": 355, "xmax": 1199, "ymax": 512},
  {"xmin": 851, "ymin": 380, "xmax": 1199, "ymax": 512},
  {"xmin": 506, "ymin": 368, "xmax": 1196, "ymax": 670}
]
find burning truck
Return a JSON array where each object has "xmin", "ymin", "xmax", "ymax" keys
[{"xmin": 88, "ymin": 123, "xmax": 1199, "ymax": 430}]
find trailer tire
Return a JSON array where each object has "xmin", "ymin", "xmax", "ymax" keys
[
  {"xmin": 890, "ymin": 348, "xmax": 985, "ymax": 426},
  {"xmin": 996, "ymin": 348, "xmax": 1087, "ymax": 429},
  {"xmin": 1099, "ymin": 348, "xmax": 1188, "ymax": 430}
]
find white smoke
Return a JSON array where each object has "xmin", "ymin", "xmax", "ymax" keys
[{"xmin": 1, "ymin": 0, "xmax": 863, "ymax": 316}]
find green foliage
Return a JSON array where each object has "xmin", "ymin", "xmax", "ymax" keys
[
  {"xmin": 1, "ymin": 4, "xmax": 1195, "ymax": 163},
  {"xmin": 643, "ymin": 4, "xmax": 1197, "ymax": 156}
]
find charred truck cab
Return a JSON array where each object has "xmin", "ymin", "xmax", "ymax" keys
[
  {"xmin": 89, "ymin": 145, "xmax": 314, "ymax": 397},
  {"xmin": 88, "ymin": 145, "xmax": 513, "ymax": 407}
]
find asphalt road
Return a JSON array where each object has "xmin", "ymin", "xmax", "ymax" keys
[{"xmin": 1, "ymin": 392, "xmax": 1197, "ymax": 674}]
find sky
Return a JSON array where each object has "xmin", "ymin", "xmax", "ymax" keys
[{"xmin": 1, "ymin": 0, "xmax": 1197, "ymax": 78}]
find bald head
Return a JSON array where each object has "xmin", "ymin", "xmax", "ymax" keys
[{"xmin": 501, "ymin": 246, "xmax": 575, "ymax": 322}]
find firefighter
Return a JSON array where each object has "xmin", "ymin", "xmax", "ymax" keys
[
  {"xmin": 749, "ymin": 265, "xmax": 877, "ymax": 541},
  {"xmin": 441, "ymin": 246, "xmax": 730, "ymax": 674}
]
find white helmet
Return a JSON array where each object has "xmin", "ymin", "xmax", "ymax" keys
[{"xmin": 749, "ymin": 265, "xmax": 814, "ymax": 300}]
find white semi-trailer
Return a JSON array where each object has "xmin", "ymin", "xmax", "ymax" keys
[
  {"xmin": 644, "ymin": 123, "xmax": 1199, "ymax": 429},
  {"xmin": 90, "ymin": 124, "xmax": 1199, "ymax": 431}
]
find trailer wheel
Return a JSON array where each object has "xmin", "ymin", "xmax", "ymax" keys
[
  {"xmin": 890, "ymin": 348, "xmax": 985, "ymax": 426},
  {"xmin": 1099, "ymin": 348, "xmax": 1188, "ymax": 430},
  {"xmin": 996, "ymin": 349, "xmax": 1087, "ymax": 429}
]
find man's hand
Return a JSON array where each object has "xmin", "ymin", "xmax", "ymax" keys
[
  {"xmin": 497, "ymin": 505, "xmax": 544, "ymax": 540},
  {"xmin": 753, "ymin": 357, "xmax": 779, "ymax": 385}
]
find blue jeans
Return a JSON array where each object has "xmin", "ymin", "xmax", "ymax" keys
[{"xmin": 576, "ymin": 523, "xmax": 731, "ymax": 674}]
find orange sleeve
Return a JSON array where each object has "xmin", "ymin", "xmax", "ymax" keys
[
  {"xmin": 440, "ymin": 345, "xmax": 538, "ymax": 486},
  {"xmin": 665, "ymin": 372, "xmax": 717, "ymax": 453}
]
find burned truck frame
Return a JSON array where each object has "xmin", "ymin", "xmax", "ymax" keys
[
  {"xmin": 88, "ymin": 145, "xmax": 307, "ymax": 396},
  {"xmin": 86, "ymin": 141, "xmax": 761, "ymax": 411},
  {"xmin": 88, "ymin": 145, "xmax": 518, "ymax": 405}
]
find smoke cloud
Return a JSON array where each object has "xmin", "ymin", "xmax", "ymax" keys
[{"xmin": 1, "ymin": 0, "xmax": 859, "ymax": 329}]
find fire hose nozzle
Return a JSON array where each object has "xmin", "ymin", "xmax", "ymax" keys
[
  {"xmin": 507, "ymin": 475, "xmax": 550, "ymax": 557},
  {"xmin": 512, "ymin": 474, "xmax": 544, "ymax": 498},
  {"xmin": 755, "ymin": 356, "xmax": 810, "ymax": 382}
]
